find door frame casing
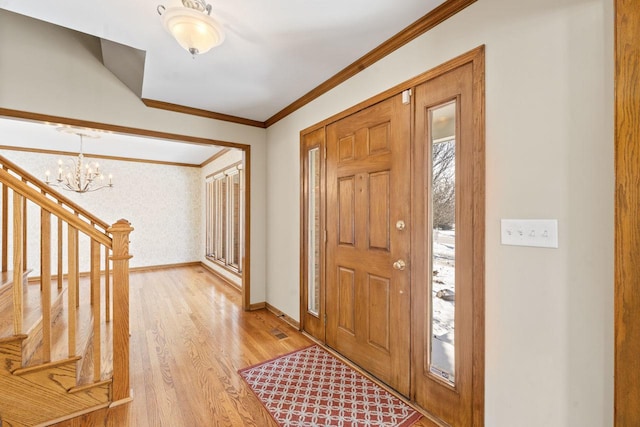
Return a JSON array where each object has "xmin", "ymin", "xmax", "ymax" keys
[
  {"xmin": 299, "ymin": 46, "xmax": 485, "ymax": 425},
  {"xmin": 615, "ymin": 0, "xmax": 640, "ymax": 424},
  {"xmin": 0, "ymin": 108, "xmax": 254, "ymax": 310},
  {"xmin": 410, "ymin": 53, "xmax": 485, "ymax": 427}
]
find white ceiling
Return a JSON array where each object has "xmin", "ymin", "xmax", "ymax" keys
[
  {"xmin": 0, "ymin": 0, "xmax": 445, "ymax": 122},
  {"xmin": 0, "ymin": 0, "xmax": 446, "ymax": 163}
]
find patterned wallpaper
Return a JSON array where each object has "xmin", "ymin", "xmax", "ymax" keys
[{"xmin": 0, "ymin": 149, "xmax": 202, "ymax": 272}]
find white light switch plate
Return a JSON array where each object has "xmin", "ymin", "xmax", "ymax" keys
[{"xmin": 500, "ymin": 219, "xmax": 558, "ymax": 248}]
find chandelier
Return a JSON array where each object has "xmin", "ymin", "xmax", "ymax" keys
[
  {"xmin": 45, "ymin": 129, "xmax": 113, "ymax": 193},
  {"xmin": 157, "ymin": 0, "xmax": 225, "ymax": 57}
]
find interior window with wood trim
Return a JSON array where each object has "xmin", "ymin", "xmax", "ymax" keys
[{"xmin": 206, "ymin": 162, "xmax": 244, "ymax": 273}]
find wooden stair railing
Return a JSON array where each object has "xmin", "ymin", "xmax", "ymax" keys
[{"xmin": 0, "ymin": 154, "xmax": 133, "ymax": 418}]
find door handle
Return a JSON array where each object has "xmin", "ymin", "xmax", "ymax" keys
[{"xmin": 393, "ymin": 259, "xmax": 406, "ymax": 270}]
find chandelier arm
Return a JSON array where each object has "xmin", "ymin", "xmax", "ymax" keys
[{"xmin": 45, "ymin": 132, "xmax": 114, "ymax": 194}]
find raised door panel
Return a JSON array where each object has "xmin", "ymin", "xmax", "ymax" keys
[{"xmin": 369, "ymin": 171, "xmax": 390, "ymax": 251}]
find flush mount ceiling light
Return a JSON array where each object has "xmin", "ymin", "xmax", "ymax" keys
[{"xmin": 157, "ymin": 0, "xmax": 225, "ymax": 56}]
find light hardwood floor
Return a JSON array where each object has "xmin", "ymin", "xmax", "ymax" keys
[{"xmin": 54, "ymin": 266, "xmax": 435, "ymax": 426}]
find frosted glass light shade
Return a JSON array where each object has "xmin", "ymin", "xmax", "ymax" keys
[{"xmin": 161, "ymin": 7, "xmax": 224, "ymax": 55}]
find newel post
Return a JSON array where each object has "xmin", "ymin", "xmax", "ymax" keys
[{"xmin": 109, "ymin": 218, "xmax": 133, "ymax": 404}]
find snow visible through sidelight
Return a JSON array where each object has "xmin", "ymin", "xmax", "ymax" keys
[{"xmin": 431, "ymin": 228, "xmax": 455, "ymax": 382}]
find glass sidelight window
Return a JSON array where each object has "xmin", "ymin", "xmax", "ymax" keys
[
  {"xmin": 429, "ymin": 101, "xmax": 457, "ymax": 385},
  {"xmin": 307, "ymin": 147, "xmax": 321, "ymax": 316},
  {"xmin": 206, "ymin": 163, "xmax": 244, "ymax": 273}
]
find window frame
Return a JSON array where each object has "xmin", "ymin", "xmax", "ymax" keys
[{"xmin": 206, "ymin": 161, "xmax": 244, "ymax": 275}]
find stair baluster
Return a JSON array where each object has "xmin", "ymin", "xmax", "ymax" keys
[
  {"xmin": 2, "ymin": 180, "xmax": 7, "ymax": 272},
  {"xmin": 68, "ymin": 225, "xmax": 78, "ymax": 358},
  {"xmin": 41, "ymin": 208, "xmax": 52, "ymax": 362},
  {"xmin": 57, "ymin": 214, "xmax": 63, "ymax": 290},
  {"xmin": 90, "ymin": 239, "xmax": 101, "ymax": 382},
  {"xmin": 105, "ymin": 249, "xmax": 111, "ymax": 322},
  {"xmin": 12, "ymin": 192, "xmax": 23, "ymax": 335},
  {"xmin": 21, "ymin": 193, "xmax": 26, "ymax": 272}
]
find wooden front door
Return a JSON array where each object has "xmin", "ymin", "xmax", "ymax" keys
[{"xmin": 325, "ymin": 94, "xmax": 411, "ymax": 396}]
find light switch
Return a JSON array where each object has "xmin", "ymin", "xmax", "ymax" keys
[{"xmin": 500, "ymin": 219, "xmax": 558, "ymax": 248}]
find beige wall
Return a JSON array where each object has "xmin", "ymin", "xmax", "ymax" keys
[
  {"xmin": 0, "ymin": 10, "xmax": 268, "ymax": 303},
  {"xmin": 265, "ymin": 0, "xmax": 614, "ymax": 425}
]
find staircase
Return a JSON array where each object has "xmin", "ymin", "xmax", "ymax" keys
[{"xmin": 0, "ymin": 155, "xmax": 132, "ymax": 426}]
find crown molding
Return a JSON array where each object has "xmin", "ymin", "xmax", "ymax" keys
[
  {"xmin": 264, "ymin": 0, "xmax": 476, "ymax": 127},
  {"xmin": 142, "ymin": 99, "xmax": 267, "ymax": 128},
  {"xmin": 138, "ymin": 0, "xmax": 475, "ymax": 129}
]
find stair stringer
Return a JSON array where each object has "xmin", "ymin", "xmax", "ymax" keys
[{"xmin": 0, "ymin": 337, "xmax": 111, "ymax": 426}]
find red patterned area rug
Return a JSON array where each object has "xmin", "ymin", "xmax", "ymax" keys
[{"xmin": 238, "ymin": 345, "xmax": 422, "ymax": 427}]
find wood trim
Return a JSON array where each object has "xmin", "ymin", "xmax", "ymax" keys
[
  {"xmin": 615, "ymin": 0, "xmax": 640, "ymax": 425},
  {"xmin": 299, "ymin": 134, "xmax": 308, "ymax": 333},
  {"xmin": 200, "ymin": 148, "xmax": 232, "ymax": 168},
  {"xmin": 12, "ymin": 193, "xmax": 24, "ymax": 334},
  {"xmin": 12, "ymin": 356, "xmax": 82, "ymax": 376},
  {"xmin": 409, "ymin": 49, "xmax": 485, "ymax": 426},
  {"xmin": 199, "ymin": 261, "xmax": 241, "ymax": 291},
  {"xmin": 40, "ymin": 209, "xmax": 52, "ymax": 361},
  {"xmin": 2, "ymin": 182, "xmax": 7, "ymax": 272},
  {"xmin": 242, "ymin": 147, "xmax": 251, "ymax": 310},
  {"xmin": 0, "ymin": 108, "xmax": 247, "ymax": 149},
  {"xmin": 265, "ymin": 0, "xmax": 476, "ymax": 127},
  {"xmin": 205, "ymin": 160, "xmax": 243, "ymax": 180},
  {"xmin": 109, "ymin": 219, "xmax": 133, "ymax": 402},
  {"xmin": 471, "ymin": 47, "xmax": 486, "ymax": 427},
  {"xmin": 299, "ymin": 128, "xmax": 326, "ymax": 341},
  {"xmin": 248, "ymin": 302, "xmax": 266, "ymax": 311},
  {"xmin": 300, "ymin": 47, "xmax": 485, "ymax": 136},
  {"xmin": 129, "ymin": 261, "xmax": 201, "ymax": 273},
  {"xmin": 67, "ymin": 225, "xmax": 78, "ymax": 356},
  {"xmin": 0, "ymin": 168, "xmax": 111, "ymax": 247},
  {"xmin": 0, "ymin": 334, "xmax": 28, "ymax": 345},
  {"xmin": 90, "ymin": 239, "xmax": 101, "ymax": 381},
  {"xmin": 27, "ymin": 261, "xmax": 203, "ymax": 282},
  {"xmin": 108, "ymin": 396, "xmax": 134, "ymax": 409},
  {"xmin": 0, "ymin": 154, "xmax": 110, "ymax": 231},
  {"xmin": 31, "ymin": 403, "xmax": 112, "ymax": 427},
  {"xmin": 266, "ymin": 302, "xmax": 301, "ymax": 330},
  {"xmin": 142, "ymin": 98, "xmax": 267, "ymax": 128},
  {"xmin": 204, "ymin": 256, "xmax": 242, "ymax": 278},
  {"xmin": 68, "ymin": 379, "xmax": 112, "ymax": 394},
  {"xmin": 0, "ymin": 145, "xmax": 200, "ymax": 168}
]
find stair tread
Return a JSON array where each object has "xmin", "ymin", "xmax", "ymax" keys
[
  {"xmin": 0, "ymin": 276, "xmax": 64, "ymax": 339},
  {"xmin": 25, "ymin": 277, "xmax": 113, "ymax": 385},
  {"xmin": 0, "ymin": 269, "xmax": 34, "ymax": 314},
  {"xmin": 0, "ymin": 269, "xmax": 32, "ymax": 289}
]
